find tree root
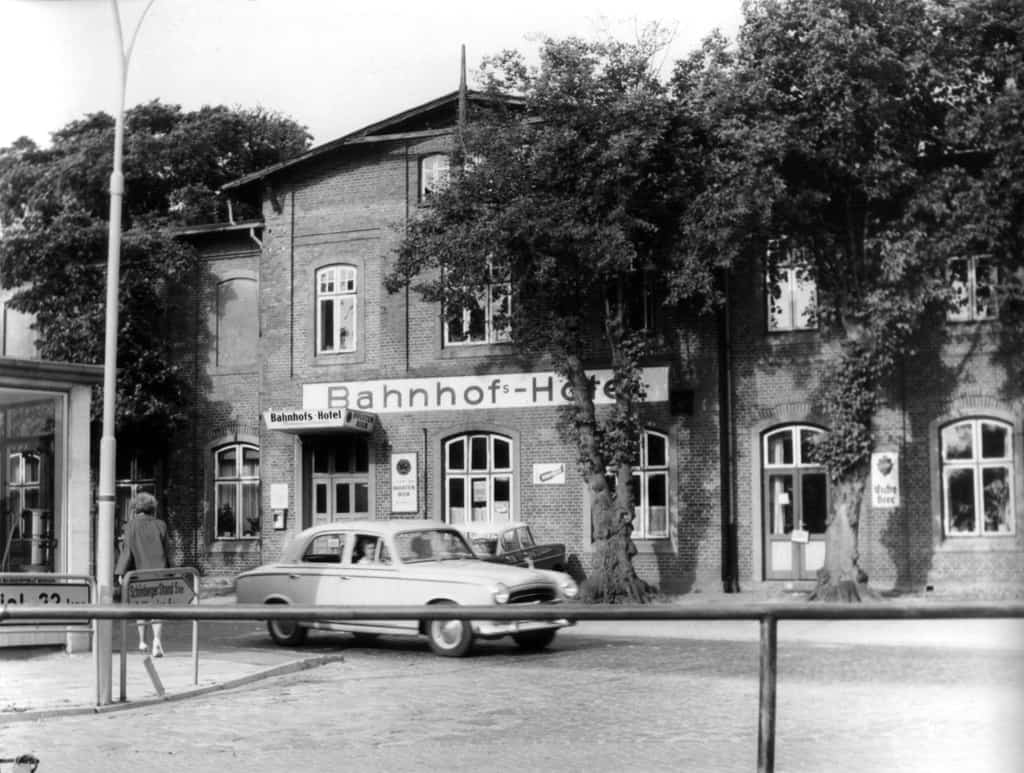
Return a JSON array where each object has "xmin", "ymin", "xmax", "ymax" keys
[{"xmin": 808, "ymin": 578, "xmax": 883, "ymax": 603}]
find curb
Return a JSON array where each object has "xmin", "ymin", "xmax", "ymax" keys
[{"xmin": 0, "ymin": 653, "xmax": 345, "ymax": 724}]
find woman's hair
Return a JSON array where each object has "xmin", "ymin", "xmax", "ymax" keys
[{"xmin": 132, "ymin": 492, "xmax": 158, "ymax": 515}]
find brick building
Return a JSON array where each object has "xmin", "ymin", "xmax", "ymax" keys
[{"xmin": 162, "ymin": 90, "xmax": 1021, "ymax": 597}]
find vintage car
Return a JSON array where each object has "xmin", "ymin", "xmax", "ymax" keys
[
  {"xmin": 461, "ymin": 521, "xmax": 567, "ymax": 572},
  {"xmin": 234, "ymin": 520, "xmax": 578, "ymax": 657}
]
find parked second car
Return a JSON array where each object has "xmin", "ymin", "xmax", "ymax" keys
[
  {"xmin": 234, "ymin": 520, "xmax": 577, "ymax": 657},
  {"xmin": 461, "ymin": 521, "xmax": 568, "ymax": 572}
]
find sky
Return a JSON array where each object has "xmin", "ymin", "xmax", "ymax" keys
[{"xmin": 0, "ymin": 0, "xmax": 745, "ymax": 150}]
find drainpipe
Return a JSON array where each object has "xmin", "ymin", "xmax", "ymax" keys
[
  {"xmin": 422, "ymin": 427, "xmax": 429, "ymax": 519},
  {"xmin": 718, "ymin": 269, "xmax": 740, "ymax": 593}
]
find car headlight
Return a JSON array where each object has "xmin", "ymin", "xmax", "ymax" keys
[
  {"xmin": 559, "ymin": 577, "xmax": 579, "ymax": 600},
  {"xmin": 490, "ymin": 582, "xmax": 510, "ymax": 604}
]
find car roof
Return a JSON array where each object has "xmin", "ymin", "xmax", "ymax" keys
[
  {"xmin": 460, "ymin": 521, "xmax": 529, "ymax": 535},
  {"xmin": 295, "ymin": 519, "xmax": 453, "ymax": 540}
]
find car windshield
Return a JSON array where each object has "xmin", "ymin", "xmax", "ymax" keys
[{"xmin": 396, "ymin": 529, "xmax": 478, "ymax": 563}]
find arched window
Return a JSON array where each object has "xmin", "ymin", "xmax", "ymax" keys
[
  {"xmin": 605, "ymin": 430, "xmax": 670, "ymax": 539},
  {"xmin": 419, "ymin": 153, "xmax": 450, "ymax": 201},
  {"xmin": 763, "ymin": 425, "xmax": 828, "ymax": 536},
  {"xmin": 941, "ymin": 418, "xmax": 1014, "ymax": 536},
  {"xmin": 216, "ymin": 277, "xmax": 257, "ymax": 367},
  {"xmin": 443, "ymin": 433, "xmax": 513, "ymax": 526},
  {"xmin": 316, "ymin": 265, "xmax": 358, "ymax": 354},
  {"xmin": 214, "ymin": 443, "xmax": 260, "ymax": 538}
]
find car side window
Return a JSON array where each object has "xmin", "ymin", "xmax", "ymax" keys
[
  {"xmin": 302, "ymin": 533, "xmax": 346, "ymax": 563},
  {"xmin": 516, "ymin": 527, "xmax": 536, "ymax": 548},
  {"xmin": 500, "ymin": 530, "xmax": 519, "ymax": 552},
  {"xmin": 349, "ymin": 534, "xmax": 381, "ymax": 565}
]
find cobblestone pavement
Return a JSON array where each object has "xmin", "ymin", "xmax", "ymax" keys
[{"xmin": 2, "ymin": 632, "xmax": 1022, "ymax": 773}]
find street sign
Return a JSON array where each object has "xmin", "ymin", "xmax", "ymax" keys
[
  {"xmin": 0, "ymin": 575, "xmax": 92, "ymax": 627},
  {"xmin": 122, "ymin": 569, "xmax": 197, "ymax": 605}
]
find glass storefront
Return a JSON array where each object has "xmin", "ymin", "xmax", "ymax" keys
[{"xmin": 0, "ymin": 397, "xmax": 57, "ymax": 573}]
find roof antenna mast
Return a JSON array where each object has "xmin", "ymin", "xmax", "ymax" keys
[{"xmin": 458, "ymin": 44, "xmax": 468, "ymax": 154}]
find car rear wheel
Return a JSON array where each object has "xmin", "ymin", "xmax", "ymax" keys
[
  {"xmin": 425, "ymin": 602, "xmax": 473, "ymax": 657},
  {"xmin": 266, "ymin": 602, "xmax": 307, "ymax": 646},
  {"xmin": 512, "ymin": 629, "xmax": 557, "ymax": 651}
]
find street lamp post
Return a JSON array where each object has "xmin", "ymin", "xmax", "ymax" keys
[{"xmin": 95, "ymin": 0, "xmax": 156, "ymax": 707}]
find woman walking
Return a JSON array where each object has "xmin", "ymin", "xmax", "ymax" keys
[{"xmin": 115, "ymin": 492, "xmax": 169, "ymax": 656}]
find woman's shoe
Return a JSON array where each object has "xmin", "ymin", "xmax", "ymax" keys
[
  {"xmin": 138, "ymin": 642, "xmax": 148, "ymax": 653},
  {"xmin": 151, "ymin": 641, "xmax": 164, "ymax": 658}
]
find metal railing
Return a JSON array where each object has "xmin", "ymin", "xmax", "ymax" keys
[{"xmin": 3, "ymin": 600, "xmax": 1022, "ymax": 773}]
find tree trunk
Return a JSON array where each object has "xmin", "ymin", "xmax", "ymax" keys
[
  {"xmin": 808, "ymin": 469, "xmax": 881, "ymax": 602},
  {"xmin": 580, "ymin": 473, "xmax": 653, "ymax": 603}
]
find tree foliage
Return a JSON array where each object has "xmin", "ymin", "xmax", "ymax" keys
[
  {"xmin": 0, "ymin": 101, "xmax": 311, "ymax": 444},
  {"xmin": 387, "ymin": 31, "xmax": 697, "ymax": 602},
  {"xmin": 671, "ymin": 0, "xmax": 1023, "ymax": 598}
]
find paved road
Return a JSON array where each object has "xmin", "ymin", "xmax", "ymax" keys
[{"xmin": 3, "ymin": 627, "xmax": 1022, "ymax": 772}]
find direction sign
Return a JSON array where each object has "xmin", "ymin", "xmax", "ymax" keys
[
  {"xmin": 0, "ymin": 580, "xmax": 92, "ymax": 626},
  {"xmin": 123, "ymin": 569, "xmax": 197, "ymax": 606}
]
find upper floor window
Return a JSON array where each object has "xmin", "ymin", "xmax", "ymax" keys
[
  {"xmin": 444, "ymin": 433, "xmax": 513, "ymax": 526},
  {"xmin": 606, "ymin": 430, "xmax": 670, "ymax": 539},
  {"xmin": 443, "ymin": 263, "xmax": 511, "ymax": 347},
  {"xmin": 766, "ymin": 241, "xmax": 817, "ymax": 332},
  {"xmin": 948, "ymin": 256, "xmax": 997, "ymax": 322},
  {"xmin": 215, "ymin": 443, "xmax": 260, "ymax": 539},
  {"xmin": 941, "ymin": 418, "xmax": 1014, "ymax": 537},
  {"xmin": 316, "ymin": 265, "xmax": 357, "ymax": 355},
  {"xmin": 420, "ymin": 154, "xmax": 450, "ymax": 201},
  {"xmin": 216, "ymin": 277, "xmax": 257, "ymax": 368},
  {"xmin": 1, "ymin": 298, "xmax": 38, "ymax": 359}
]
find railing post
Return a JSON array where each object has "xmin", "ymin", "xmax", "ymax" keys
[{"xmin": 757, "ymin": 615, "xmax": 778, "ymax": 773}]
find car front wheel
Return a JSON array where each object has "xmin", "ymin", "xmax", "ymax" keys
[
  {"xmin": 425, "ymin": 602, "xmax": 473, "ymax": 657},
  {"xmin": 266, "ymin": 602, "xmax": 307, "ymax": 646},
  {"xmin": 512, "ymin": 629, "xmax": 557, "ymax": 651}
]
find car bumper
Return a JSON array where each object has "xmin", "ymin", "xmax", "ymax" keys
[{"xmin": 471, "ymin": 617, "xmax": 575, "ymax": 638}]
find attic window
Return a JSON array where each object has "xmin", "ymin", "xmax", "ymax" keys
[{"xmin": 420, "ymin": 154, "xmax": 450, "ymax": 201}]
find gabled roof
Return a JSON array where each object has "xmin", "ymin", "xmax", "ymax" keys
[{"xmin": 222, "ymin": 89, "xmax": 523, "ymax": 192}]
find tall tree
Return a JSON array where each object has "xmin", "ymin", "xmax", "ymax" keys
[
  {"xmin": 670, "ymin": 0, "xmax": 1022, "ymax": 600},
  {"xmin": 0, "ymin": 101, "xmax": 311, "ymax": 445},
  {"xmin": 386, "ymin": 33, "xmax": 698, "ymax": 602}
]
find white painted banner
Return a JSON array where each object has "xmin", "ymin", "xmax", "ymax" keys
[{"xmin": 303, "ymin": 366, "xmax": 669, "ymax": 415}]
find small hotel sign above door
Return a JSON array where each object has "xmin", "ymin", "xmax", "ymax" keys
[{"xmin": 263, "ymin": 408, "xmax": 376, "ymax": 433}]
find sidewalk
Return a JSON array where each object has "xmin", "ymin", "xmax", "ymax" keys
[
  {"xmin": 2, "ymin": 587, "xmax": 1021, "ymax": 722},
  {"xmin": 1, "ymin": 593, "xmax": 344, "ymax": 723}
]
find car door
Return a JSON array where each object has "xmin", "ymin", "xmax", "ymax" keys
[
  {"xmin": 339, "ymin": 532, "xmax": 414, "ymax": 633},
  {"xmin": 273, "ymin": 531, "xmax": 347, "ymax": 609}
]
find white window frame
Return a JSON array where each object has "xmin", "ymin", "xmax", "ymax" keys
[
  {"xmin": 767, "ymin": 264, "xmax": 818, "ymax": 332},
  {"xmin": 214, "ymin": 443, "xmax": 260, "ymax": 539},
  {"xmin": 606, "ymin": 429, "xmax": 671, "ymax": 540},
  {"xmin": 948, "ymin": 256, "xmax": 998, "ymax": 322},
  {"xmin": 762, "ymin": 425, "xmax": 829, "ymax": 535},
  {"xmin": 316, "ymin": 265, "xmax": 358, "ymax": 355},
  {"xmin": 941, "ymin": 418, "xmax": 1015, "ymax": 537},
  {"xmin": 420, "ymin": 153, "xmax": 450, "ymax": 201},
  {"xmin": 443, "ymin": 260, "xmax": 512, "ymax": 347},
  {"xmin": 116, "ymin": 453, "xmax": 156, "ymax": 539},
  {"xmin": 443, "ymin": 433, "xmax": 514, "ymax": 526}
]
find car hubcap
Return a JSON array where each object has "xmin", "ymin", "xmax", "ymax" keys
[{"xmin": 434, "ymin": 620, "xmax": 462, "ymax": 648}]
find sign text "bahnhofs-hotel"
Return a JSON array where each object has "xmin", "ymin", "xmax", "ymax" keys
[{"xmin": 302, "ymin": 367, "xmax": 669, "ymax": 415}]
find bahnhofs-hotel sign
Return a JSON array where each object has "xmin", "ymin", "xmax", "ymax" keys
[{"xmin": 264, "ymin": 367, "xmax": 669, "ymax": 431}]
